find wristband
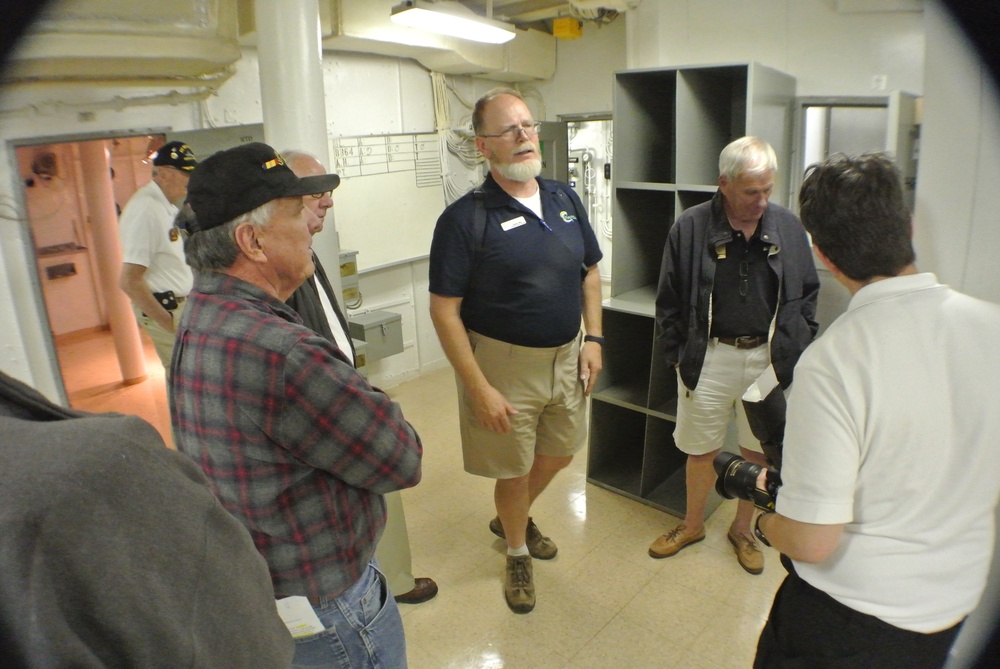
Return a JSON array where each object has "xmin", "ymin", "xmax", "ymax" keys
[
  {"xmin": 754, "ymin": 512, "xmax": 773, "ymax": 548},
  {"xmin": 584, "ymin": 335, "xmax": 605, "ymax": 346}
]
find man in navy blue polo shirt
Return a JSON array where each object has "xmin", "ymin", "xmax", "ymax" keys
[{"xmin": 429, "ymin": 87, "xmax": 604, "ymax": 614}]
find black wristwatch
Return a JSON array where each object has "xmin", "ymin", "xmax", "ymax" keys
[
  {"xmin": 754, "ymin": 512, "xmax": 773, "ymax": 548},
  {"xmin": 584, "ymin": 335, "xmax": 606, "ymax": 346}
]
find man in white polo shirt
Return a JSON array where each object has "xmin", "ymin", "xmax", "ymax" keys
[
  {"xmin": 118, "ymin": 141, "xmax": 196, "ymax": 374},
  {"xmin": 752, "ymin": 153, "xmax": 1000, "ymax": 667}
]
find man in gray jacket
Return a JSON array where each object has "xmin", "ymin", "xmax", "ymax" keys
[
  {"xmin": 0, "ymin": 370, "xmax": 293, "ymax": 668},
  {"xmin": 647, "ymin": 136, "xmax": 819, "ymax": 575}
]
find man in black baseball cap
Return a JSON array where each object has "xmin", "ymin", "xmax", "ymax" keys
[
  {"xmin": 171, "ymin": 141, "xmax": 421, "ymax": 668},
  {"xmin": 151, "ymin": 141, "xmax": 198, "ymax": 172},
  {"xmin": 118, "ymin": 140, "xmax": 200, "ymax": 374},
  {"xmin": 185, "ymin": 142, "xmax": 339, "ymax": 234}
]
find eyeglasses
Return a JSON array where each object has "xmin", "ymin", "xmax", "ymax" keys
[
  {"xmin": 308, "ymin": 191, "xmax": 333, "ymax": 199},
  {"xmin": 739, "ymin": 260, "xmax": 749, "ymax": 298},
  {"xmin": 478, "ymin": 121, "xmax": 543, "ymax": 141}
]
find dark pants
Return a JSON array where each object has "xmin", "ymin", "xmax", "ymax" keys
[{"xmin": 755, "ymin": 556, "xmax": 963, "ymax": 669}]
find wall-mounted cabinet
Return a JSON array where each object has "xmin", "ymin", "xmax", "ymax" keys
[{"xmin": 588, "ymin": 62, "xmax": 796, "ymax": 517}]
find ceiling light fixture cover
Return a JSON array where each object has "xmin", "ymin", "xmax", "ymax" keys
[{"xmin": 390, "ymin": 0, "xmax": 517, "ymax": 44}]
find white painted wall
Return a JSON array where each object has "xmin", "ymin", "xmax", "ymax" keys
[
  {"xmin": 914, "ymin": 2, "xmax": 1000, "ymax": 304},
  {"xmin": 532, "ymin": 19, "xmax": 627, "ymax": 118},
  {"xmin": 627, "ymin": 0, "xmax": 924, "ymax": 97}
]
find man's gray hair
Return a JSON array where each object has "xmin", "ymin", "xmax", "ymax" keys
[
  {"xmin": 472, "ymin": 86, "xmax": 523, "ymax": 135},
  {"xmin": 719, "ymin": 136, "xmax": 778, "ymax": 180},
  {"xmin": 184, "ymin": 200, "xmax": 276, "ymax": 271}
]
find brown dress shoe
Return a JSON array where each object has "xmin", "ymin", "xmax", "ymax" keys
[
  {"xmin": 727, "ymin": 531, "xmax": 764, "ymax": 575},
  {"xmin": 393, "ymin": 577, "xmax": 439, "ymax": 604},
  {"xmin": 648, "ymin": 524, "xmax": 706, "ymax": 559}
]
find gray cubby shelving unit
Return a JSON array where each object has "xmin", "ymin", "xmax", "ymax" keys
[{"xmin": 587, "ymin": 62, "xmax": 796, "ymax": 517}]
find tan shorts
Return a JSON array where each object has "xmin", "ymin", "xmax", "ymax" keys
[{"xmin": 458, "ymin": 331, "xmax": 588, "ymax": 479}]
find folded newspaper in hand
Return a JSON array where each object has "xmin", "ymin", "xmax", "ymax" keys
[
  {"xmin": 741, "ymin": 364, "xmax": 785, "ymax": 469},
  {"xmin": 742, "ymin": 364, "xmax": 780, "ymax": 403}
]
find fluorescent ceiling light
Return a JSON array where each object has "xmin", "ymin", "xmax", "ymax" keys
[{"xmin": 390, "ymin": 1, "xmax": 517, "ymax": 45}]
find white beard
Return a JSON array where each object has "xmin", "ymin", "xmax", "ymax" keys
[{"xmin": 494, "ymin": 156, "xmax": 542, "ymax": 183}]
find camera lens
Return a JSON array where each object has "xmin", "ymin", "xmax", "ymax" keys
[{"xmin": 713, "ymin": 452, "xmax": 764, "ymax": 501}]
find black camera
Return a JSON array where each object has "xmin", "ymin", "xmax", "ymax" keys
[
  {"xmin": 713, "ymin": 380, "xmax": 786, "ymax": 512},
  {"xmin": 714, "ymin": 452, "xmax": 781, "ymax": 512}
]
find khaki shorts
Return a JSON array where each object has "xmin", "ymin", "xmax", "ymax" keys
[{"xmin": 458, "ymin": 331, "xmax": 587, "ymax": 479}]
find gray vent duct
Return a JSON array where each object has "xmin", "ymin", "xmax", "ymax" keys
[
  {"xmin": 4, "ymin": 0, "xmax": 557, "ymax": 85},
  {"xmin": 4, "ymin": 0, "xmax": 240, "ymax": 85}
]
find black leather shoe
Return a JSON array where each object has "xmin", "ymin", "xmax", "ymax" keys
[{"xmin": 393, "ymin": 577, "xmax": 438, "ymax": 604}]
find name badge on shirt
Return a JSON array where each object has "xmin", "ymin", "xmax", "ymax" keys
[{"xmin": 501, "ymin": 216, "xmax": 527, "ymax": 231}]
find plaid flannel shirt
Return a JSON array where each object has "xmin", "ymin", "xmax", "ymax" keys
[{"xmin": 170, "ymin": 272, "xmax": 422, "ymax": 600}]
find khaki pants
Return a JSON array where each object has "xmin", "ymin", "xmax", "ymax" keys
[
  {"xmin": 134, "ymin": 300, "xmax": 187, "ymax": 376},
  {"xmin": 373, "ymin": 491, "xmax": 415, "ymax": 596}
]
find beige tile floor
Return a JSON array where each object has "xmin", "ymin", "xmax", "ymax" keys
[
  {"xmin": 389, "ymin": 367, "xmax": 785, "ymax": 669},
  {"xmin": 58, "ymin": 329, "xmax": 785, "ymax": 668}
]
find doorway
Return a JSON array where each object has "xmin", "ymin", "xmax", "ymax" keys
[
  {"xmin": 789, "ymin": 94, "xmax": 920, "ymax": 336},
  {"xmin": 562, "ymin": 114, "xmax": 613, "ymax": 293},
  {"xmin": 16, "ymin": 133, "xmax": 175, "ymax": 445},
  {"xmin": 790, "ymin": 93, "xmax": 919, "ymax": 212}
]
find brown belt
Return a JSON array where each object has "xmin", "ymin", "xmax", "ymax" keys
[{"xmin": 715, "ymin": 335, "xmax": 768, "ymax": 350}]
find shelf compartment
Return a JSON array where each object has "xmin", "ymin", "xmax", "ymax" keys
[
  {"xmin": 676, "ymin": 66, "xmax": 749, "ymax": 186},
  {"xmin": 613, "ymin": 69, "xmax": 676, "ymax": 184},
  {"xmin": 604, "ymin": 285, "xmax": 656, "ymax": 318},
  {"xmin": 640, "ymin": 415, "xmax": 685, "ymax": 497},
  {"xmin": 615, "ymin": 180, "xmax": 678, "ymax": 192},
  {"xmin": 641, "ymin": 418, "xmax": 724, "ymax": 518},
  {"xmin": 648, "ymin": 343, "xmax": 677, "ymax": 419},
  {"xmin": 611, "ymin": 188, "xmax": 675, "ymax": 297},
  {"xmin": 641, "ymin": 469, "xmax": 725, "ymax": 519},
  {"xmin": 587, "ymin": 399, "xmax": 645, "ymax": 497},
  {"xmin": 593, "ymin": 308, "xmax": 654, "ymax": 409},
  {"xmin": 677, "ymin": 189, "xmax": 716, "ymax": 213}
]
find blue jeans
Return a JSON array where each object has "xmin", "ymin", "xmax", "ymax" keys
[{"xmin": 291, "ymin": 559, "xmax": 407, "ymax": 668}]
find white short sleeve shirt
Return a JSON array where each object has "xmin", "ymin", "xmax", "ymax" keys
[
  {"xmin": 778, "ymin": 273, "xmax": 1000, "ymax": 632},
  {"xmin": 118, "ymin": 180, "xmax": 193, "ymax": 296}
]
